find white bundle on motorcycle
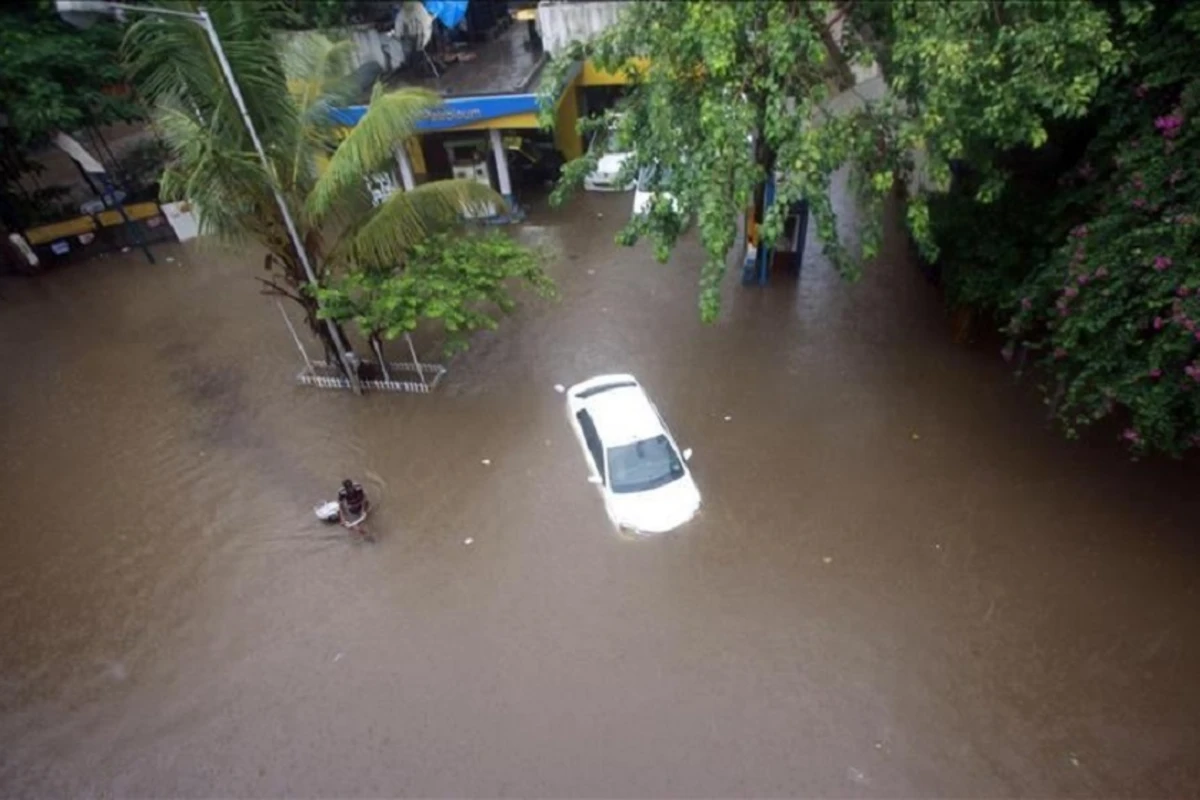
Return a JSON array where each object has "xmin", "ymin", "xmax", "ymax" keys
[{"xmin": 314, "ymin": 501, "xmax": 341, "ymax": 523}]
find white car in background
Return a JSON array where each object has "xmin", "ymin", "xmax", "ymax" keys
[
  {"xmin": 566, "ymin": 374, "xmax": 701, "ymax": 534},
  {"xmin": 632, "ymin": 164, "xmax": 682, "ymax": 219},
  {"xmin": 583, "ymin": 122, "xmax": 635, "ymax": 191}
]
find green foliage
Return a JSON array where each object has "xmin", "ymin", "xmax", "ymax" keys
[
  {"xmin": 305, "ymin": 83, "xmax": 439, "ymax": 221},
  {"xmin": 930, "ymin": 149, "xmax": 1066, "ymax": 313},
  {"xmin": 280, "ymin": 0, "xmax": 347, "ymax": 30},
  {"xmin": 0, "ymin": 0, "xmax": 143, "ymax": 145},
  {"xmin": 999, "ymin": 4, "xmax": 1200, "ymax": 455},
  {"xmin": 0, "ymin": 0, "xmax": 144, "ymax": 227},
  {"xmin": 123, "ymin": 2, "xmax": 544, "ymax": 367},
  {"xmin": 123, "ymin": 2, "xmax": 522, "ymax": 360},
  {"xmin": 538, "ymin": 0, "xmax": 1117, "ymax": 321},
  {"xmin": 315, "ymin": 230, "xmax": 556, "ymax": 355}
]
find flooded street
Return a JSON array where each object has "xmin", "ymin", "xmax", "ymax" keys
[{"xmin": 2, "ymin": 190, "xmax": 1199, "ymax": 797}]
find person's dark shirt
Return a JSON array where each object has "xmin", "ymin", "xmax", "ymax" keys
[{"xmin": 338, "ymin": 483, "xmax": 365, "ymax": 511}]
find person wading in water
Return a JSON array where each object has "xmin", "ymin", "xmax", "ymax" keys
[{"xmin": 337, "ymin": 478, "xmax": 371, "ymax": 539}]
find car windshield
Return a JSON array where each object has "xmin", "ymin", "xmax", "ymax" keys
[
  {"xmin": 607, "ymin": 435, "xmax": 684, "ymax": 494},
  {"xmin": 636, "ymin": 165, "xmax": 673, "ymax": 192},
  {"xmin": 592, "ymin": 123, "xmax": 627, "ymax": 156}
]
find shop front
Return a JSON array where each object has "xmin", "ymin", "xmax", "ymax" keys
[
  {"xmin": 332, "ymin": 75, "xmax": 580, "ymax": 219},
  {"xmin": 329, "ymin": 53, "xmax": 643, "ymax": 218}
]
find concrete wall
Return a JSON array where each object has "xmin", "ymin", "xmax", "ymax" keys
[{"xmin": 537, "ymin": 1, "xmax": 627, "ymax": 55}]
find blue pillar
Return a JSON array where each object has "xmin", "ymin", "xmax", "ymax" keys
[{"xmin": 755, "ymin": 173, "xmax": 776, "ymax": 285}]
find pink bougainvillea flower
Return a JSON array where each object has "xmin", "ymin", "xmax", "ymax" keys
[
  {"xmin": 1169, "ymin": 168, "xmax": 1184, "ymax": 185},
  {"xmin": 1020, "ymin": 296, "xmax": 1032, "ymax": 310},
  {"xmin": 1153, "ymin": 316, "xmax": 1165, "ymax": 330},
  {"xmin": 1186, "ymin": 364, "xmax": 1200, "ymax": 382},
  {"xmin": 1150, "ymin": 368, "xmax": 1162, "ymax": 378},
  {"xmin": 1095, "ymin": 266, "xmax": 1109, "ymax": 279},
  {"xmin": 1064, "ymin": 286, "xmax": 1079, "ymax": 298},
  {"xmin": 1178, "ymin": 286, "xmax": 1192, "ymax": 297},
  {"xmin": 1132, "ymin": 197, "xmax": 1148, "ymax": 209},
  {"xmin": 1077, "ymin": 274, "xmax": 1089, "ymax": 285},
  {"xmin": 1186, "ymin": 319, "xmax": 1198, "ymax": 333},
  {"xmin": 1154, "ymin": 112, "xmax": 1183, "ymax": 138},
  {"xmin": 1122, "ymin": 428, "xmax": 1141, "ymax": 444},
  {"xmin": 1132, "ymin": 173, "xmax": 1145, "ymax": 191},
  {"xmin": 1071, "ymin": 224, "xmax": 1088, "ymax": 239},
  {"xmin": 1153, "ymin": 255, "xmax": 1173, "ymax": 271}
]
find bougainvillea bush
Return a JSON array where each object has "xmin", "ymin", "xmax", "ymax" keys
[{"xmin": 1002, "ymin": 5, "xmax": 1200, "ymax": 455}]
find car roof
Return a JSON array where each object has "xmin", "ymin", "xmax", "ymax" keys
[{"xmin": 585, "ymin": 386, "xmax": 666, "ymax": 447}]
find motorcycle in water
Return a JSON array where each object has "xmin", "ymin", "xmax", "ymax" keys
[{"xmin": 314, "ymin": 499, "xmax": 373, "ymax": 541}]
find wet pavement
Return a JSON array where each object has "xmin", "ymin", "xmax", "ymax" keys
[
  {"xmin": 1, "ymin": 188, "xmax": 1199, "ymax": 797},
  {"xmin": 401, "ymin": 23, "xmax": 544, "ymax": 97}
]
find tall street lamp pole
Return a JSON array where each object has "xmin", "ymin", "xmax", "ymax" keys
[{"xmin": 56, "ymin": 0, "xmax": 362, "ymax": 394}]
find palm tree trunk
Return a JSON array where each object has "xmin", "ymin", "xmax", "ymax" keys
[{"xmin": 271, "ymin": 243, "xmax": 355, "ymax": 380}]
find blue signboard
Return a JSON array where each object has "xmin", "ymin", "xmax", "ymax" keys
[{"xmin": 331, "ymin": 92, "xmax": 540, "ymax": 132}]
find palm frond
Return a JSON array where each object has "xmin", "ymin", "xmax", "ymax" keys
[
  {"xmin": 279, "ymin": 31, "xmax": 358, "ymax": 187},
  {"xmin": 305, "ymin": 83, "xmax": 441, "ymax": 224},
  {"xmin": 331, "ymin": 180, "xmax": 504, "ymax": 269},
  {"xmin": 122, "ymin": 0, "xmax": 300, "ymax": 182},
  {"xmin": 155, "ymin": 101, "xmax": 277, "ymax": 244},
  {"xmin": 281, "ymin": 32, "xmax": 358, "ymax": 113}
]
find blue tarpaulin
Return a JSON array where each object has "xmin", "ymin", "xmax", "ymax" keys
[{"xmin": 422, "ymin": 0, "xmax": 468, "ymax": 28}]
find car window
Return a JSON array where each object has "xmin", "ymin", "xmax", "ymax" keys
[
  {"xmin": 607, "ymin": 435, "xmax": 684, "ymax": 494},
  {"xmin": 590, "ymin": 123, "xmax": 627, "ymax": 155},
  {"xmin": 576, "ymin": 410, "xmax": 606, "ymax": 482},
  {"xmin": 588, "ymin": 126, "xmax": 607, "ymax": 153},
  {"xmin": 576, "ymin": 380, "xmax": 637, "ymax": 399},
  {"xmin": 636, "ymin": 166, "xmax": 656, "ymax": 192},
  {"xmin": 636, "ymin": 165, "xmax": 673, "ymax": 192}
]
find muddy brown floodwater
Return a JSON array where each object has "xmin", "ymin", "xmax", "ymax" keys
[{"xmin": 2, "ymin": 189, "xmax": 1199, "ymax": 798}]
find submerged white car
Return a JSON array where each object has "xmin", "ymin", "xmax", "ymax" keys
[
  {"xmin": 566, "ymin": 374, "xmax": 701, "ymax": 534},
  {"xmin": 583, "ymin": 123, "xmax": 635, "ymax": 192}
]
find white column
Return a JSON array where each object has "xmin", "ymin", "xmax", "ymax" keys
[
  {"xmin": 394, "ymin": 143, "xmax": 416, "ymax": 191},
  {"xmin": 488, "ymin": 128, "xmax": 514, "ymax": 206}
]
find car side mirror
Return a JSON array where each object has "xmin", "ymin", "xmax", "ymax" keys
[
  {"xmin": 682, "ymin": 448, "xmax": 693, "ymax": 461},
  {"xmin": 587, "ymin": 475, "xmax": 603, "ymax": 485}
]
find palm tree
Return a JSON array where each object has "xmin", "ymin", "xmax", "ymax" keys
[{"xmin": 122, "ymin": 1, "xmax": 498, "ymax": 368}]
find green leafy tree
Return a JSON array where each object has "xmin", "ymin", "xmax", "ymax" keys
[
  {"xmin": 538, "ymin": 0, "xmax": 1118, "ymax": 321},
  {"xmin": 122, "ymin": 1, "xmax": 501, "ymax": 368},
  {"xmin": 315, "ymin": 230, "xmax": 556, "ymax": 365},
  {"xmin": 280, "ymin": 0, "xmax": 347, "ymax": 30},
  {"xmin": 0, "ymin": 0, "xmax": 144, "ymax": 228}
]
